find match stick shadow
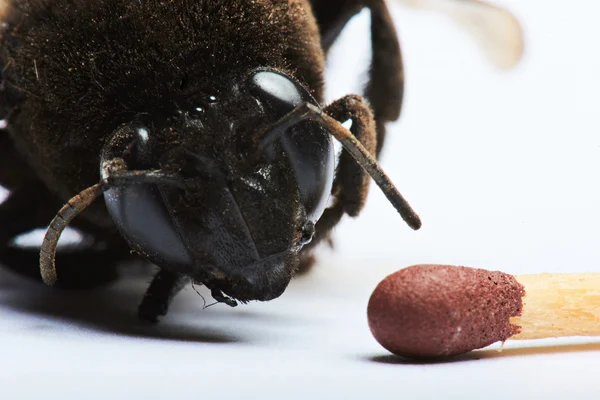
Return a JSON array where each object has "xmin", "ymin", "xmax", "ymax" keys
[
  {"xmin": 367, "ymin": 341, "xmax": 600, "ymax": 365},
  {"xmin": 367, "ymin": 353, "xmax": 482, "ymax": 365},
  {"xmin": 476, "ymin": 341, "xmax": 600, "ymax": 358}
]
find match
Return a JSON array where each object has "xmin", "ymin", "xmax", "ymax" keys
[{"xmin": 367, "ymin": 264, "xmax": 600, "ymax": 359}]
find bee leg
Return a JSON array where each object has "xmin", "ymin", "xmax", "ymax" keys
[
  {"xmin": 312, "ymin": 0, "xmax": 403, "ymax": 156},
  {"xmin": 0, "ymin": 135, "xmax": 66, "ymax": 247},
  {"xmin": 0, "ymin": 186, "xmax": 49, "ymax": 246},
  {"xmin": 310, "ymin": 0, "xmax": 364, "ymax": 52},
  {"xmin": 296, "ymin": 203, "xmax": 344, "ymax": 275},
  {"xmin": 0, "ymin": 247, "xmax": 127, "ymax": 289},
  {"xmin": 296, "ymin": 252, "xmax": 317, "ymax": 275},
  {"xmin": 0, "ymin": 135, "xmax": 39, "ymax": 190},
  {"xmin": 297, "ymin": 95, "xmax": 376, "ymax": 274},
  {"xmin": 325, "ymin": 95, "xmax": 376, "ymax": 217},
  {"xmin": 0, "ymin": 134, "xmax": 133, "ymax": 288},
  {"xmin": 138, "ymin": 269, "xmax": 190, "ymax": 323},
  {"xmin": 0, "ymin": 189, "xmax": 130, "ymax": 289},
  {"xmin": 0, "ymin": 142, "xmax": 137, "ymax": 292},
  {"xmin": 0, "ymin": 189, "xmax": 130, "ymax": 290},
  {"xmin": 367, "ymin": 0, "xmax": 403, "ymax": 156}
]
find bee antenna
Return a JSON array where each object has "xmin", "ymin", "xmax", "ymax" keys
[
  {"xmin": 257, "ymin": 103, "xmax": 316, "ymax": 153},
  {"xmin": 39, "ymin": 164, "xmax": 187, "ymax": 286},
  {"xmin": 39, "ymin": 182, "xmax": 105, "ymax": 285},
  {"xmin": 257, "ymin": 103, "xmax": 421, "ymax": 230}
]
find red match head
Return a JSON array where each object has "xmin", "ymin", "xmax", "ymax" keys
[{"xmin": 367, "ymin": 264, "xmax": 525, "ymax": 359}]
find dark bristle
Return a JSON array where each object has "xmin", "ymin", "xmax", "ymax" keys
[{"xmin": 1, "ymin": 0, "xmax": 325, "ymax": 203}]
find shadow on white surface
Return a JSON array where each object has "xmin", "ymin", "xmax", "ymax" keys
[
  {"xmin": 0, "ymin": 265, "xmax": 247, "ymax": 343},
  {"xmin": 366, "ymin": 340, "xmax": 600, "ymax": 365},
  {"xmin": 368, "ymin": 353, "xmax": 483, "ymax": 364}
]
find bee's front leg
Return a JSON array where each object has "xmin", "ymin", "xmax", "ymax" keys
[
  {"xmin": 298, "ymin": 95, "xmax": 378, "ymax": 274},
  {"xmin": 138, "ymin": 269, "xmax": 190, "ymax": 323},
  {"xmin": 311, "ymin": 0, "xmax": 403, "ymax": 156}
]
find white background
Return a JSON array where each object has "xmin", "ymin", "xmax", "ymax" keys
[{"xmin": 2, "ymin": 0, "xmax": 599, "ymax": 398}]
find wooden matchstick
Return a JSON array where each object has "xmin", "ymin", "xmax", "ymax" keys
[
  {"xmin": 367, "ymin": 264, "xmax": 600, "ymax": 359},
  {"xmin": 509, "ymin": 273, "xmax": 600, "ymax": 340}
]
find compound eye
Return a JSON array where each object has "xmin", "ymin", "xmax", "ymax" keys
[
  {"xmin": 104, "ymin": 183, "xmax": 193, "ymax": 269},
  {"xmin": 102, "ymin": 122, "xmax": 194, "ymax": 272},
  {"xmin": 249, "ymin": 70, "xmax": 334, "ymax": 222},
  {"xmin": 250, "ymin": 70, "xmax": 309, "ymax": 114},
  {"xmin": 282, "ymin": 121, "xmax": 334, "ymax": 222}
]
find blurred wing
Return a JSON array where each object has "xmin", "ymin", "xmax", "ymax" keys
[
  {"xmin": 395, "ymin": 0, "xmax": 524, "ymax": 70},
  {"xmin": 0, "ymin": 0, "xmax": 7, "ymax": 18}
]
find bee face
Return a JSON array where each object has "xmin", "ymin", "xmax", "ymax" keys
[{"xmin": 102, "ymin": 69, "xmax": 334, "ymax": 302}]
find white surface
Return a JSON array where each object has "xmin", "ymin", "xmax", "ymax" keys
[{"xmin": 2, "ymin": 1, "xmax": 600, "ymax": 399}]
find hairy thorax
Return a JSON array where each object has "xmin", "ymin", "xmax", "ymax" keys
[{"xmin": 0, "ymin": 0, "xmax": 324, "ymax": 218}]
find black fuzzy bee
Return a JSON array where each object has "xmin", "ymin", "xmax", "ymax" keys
[{"xmin": 0, "ymin": 0, "xmax": 424, "ymax": 322}]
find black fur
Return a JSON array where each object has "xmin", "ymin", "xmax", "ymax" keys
[
  {"xmin": 1, "ymin": 0, "xmax": 324, "ymax": 209},
  {"xmin": 0, "ymin": 0, "xmax": 408, "ymax": 322}
]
